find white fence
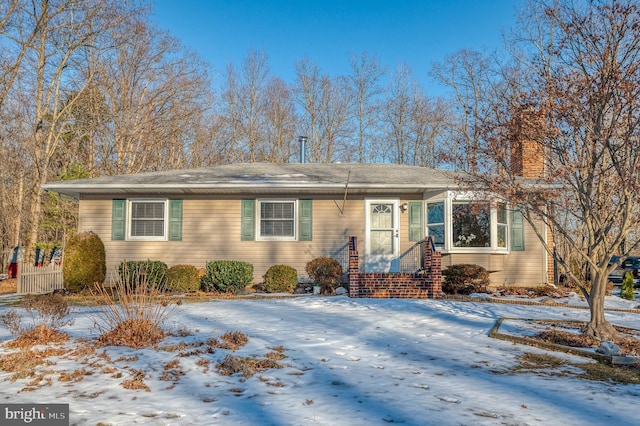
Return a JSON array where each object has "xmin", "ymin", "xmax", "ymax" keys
[{"xmin": 17, "ymin": 262, "xmax": 64, "ymax": 294}]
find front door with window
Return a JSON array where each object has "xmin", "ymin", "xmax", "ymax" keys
[{"xmin": 365, "ymin": 199, "xmax": 400, "ymax": 272}]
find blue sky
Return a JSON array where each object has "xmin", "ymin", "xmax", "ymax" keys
[{"xmin": 151, "ymin": 0, "xmax": 521, "ymax": 96}]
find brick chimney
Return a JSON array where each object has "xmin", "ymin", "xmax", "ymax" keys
[
  {"xmin": 510, "ymin": 104, "xmax": 546, "ymax": 179},
  {"xmin": 509, "ymin": 103, "xmax": 554, "ymax": 285}
]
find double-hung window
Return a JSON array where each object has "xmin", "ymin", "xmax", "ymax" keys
[
  {"xmin": 128, "ymin": 199, "xmax": 168, "ymax": 240},
  {"xmin": 496, "ymin": 202, "xmax": 508, "ymax": 248},
  {"xmin": 241, "ymin": 199, "xmax": 312, "ymax": 241},
  {"xmin": 112, "ymin": 198, "xmax": 182, "ymax": 241},
  {"xmin": 426, "ymin": 201, "xmax": 445, "ymax": 248},
  {"xmin": 258, "ymin": 199, "xmax": 296, "ymax": 240}
]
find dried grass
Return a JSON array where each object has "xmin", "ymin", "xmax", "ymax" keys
[
  {"xmin": 496, "ymin": 285, "xmax": 573, "ymax": 298},
  {"xmin": 534, "ymin": 326, "xmax": 640, "ymax": 357},
  {"xmin": 515, "ymin": 352, "xmax": 640, "ymax": 384},
  {"xmin": 1, "ymin": 294, "xmax": 73, "ymax": 348},
  {"xmin": 264, "ymin": 350, "xmax": 286, "ymax": 361},
  {"xmin": 216, "ymin": 354, "xmax": 255, "ymax": 377},
  {"xmin": 20, "ymin": 294, "xmax": 72, "ymax": 329},
  {"xmin": 0, "ymin": 347, "xmax": 62, "ymax": 381},
  {"xmin": 68, "ymin": 344, "xmax": 97, "ymax": 359},
  {"xmin": 9, "ymin": 325, "xmax": 69, "ymax": 348},
  {"xmin": 211, "ymin": 331, "xmax": 249, "ymax": 351},
  {"xmin": 121, "ymin": 368, "xmax": 150, "ymax": 391},
  {"xmin": 159, "ymin": 359, "xmax": 185, "ymax": 383},
  {"xmin": 91, "ymin": 266, "xmax": 174, "ymax": 348},
  {"xmin": 196, "ymin": 358, "xmax": 210, "ymax": 372},
  {"xmin": 215, "ymin": 353, "xmax": 283, "ymax": 378},
  {"xmin": 98, "ymin": 319, "xmax": 165, "ymax": 348},
  {"xmin": 58, "ymin": 369, "xmax": 88, "ymax": 382}
]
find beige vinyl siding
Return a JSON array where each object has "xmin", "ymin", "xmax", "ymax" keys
[
  {"xmin": 80, "ymin": 194, "xmax": 400, "ymax": 283},
  {"xmin": 441, "ymin": 217, "xmax": 549, "ymax": 286},
  {"xmin": 79, "ymin": 194, "xmax": 548, "ymax": 286}
]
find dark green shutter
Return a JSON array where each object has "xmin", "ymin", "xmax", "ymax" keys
[
  {"xmin": 241, "ymin": 199, "xmax": 255, "ymax": 241},
  {"xmin": 169, "ymin": 199, "xmax": 183, "ymax": 241},
  {"xmin": 408, "ymin": 201, "xmax": 424, "ymax": 242},
  {"xmin": 511, "ymin": 208, "xmax": 525, "ymax": 251},
  {"xmin": 112, "ymin": 199, "xmax": 126, "ymax": 240},
  {"xmin": 299, "ymin": 199, "xmax": 313, "ymax": 241}
]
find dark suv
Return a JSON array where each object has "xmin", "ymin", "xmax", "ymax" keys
[{"xmin": 608, "ymin": 256, "xmax": 640, "ymax": 286}]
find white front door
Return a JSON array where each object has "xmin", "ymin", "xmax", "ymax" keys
[{"xmin": 365, "ymin": 199, "xmax": 400, "ymax": 272}]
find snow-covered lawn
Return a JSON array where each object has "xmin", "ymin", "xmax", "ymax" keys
[{"xmin": 1, "ymin": 294, "xmax": 639, "ymax": 425}]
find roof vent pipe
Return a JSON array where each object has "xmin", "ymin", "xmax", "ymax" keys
[{"xmin": 298, "ymin": 136, "xmax": 308, "ymax": 163}]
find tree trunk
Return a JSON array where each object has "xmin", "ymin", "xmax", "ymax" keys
[
  {"xmin": 24, "ymin": 184, "xmax": 44, "ymax": 265},
  {"xmin": 586, "ymin": 276, "xmax": 620, "ymax": 341}
]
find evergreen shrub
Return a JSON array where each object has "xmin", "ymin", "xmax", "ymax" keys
[
  {"xmin": 263, "ymin": 265, "xmax": 298, "ymax": 293},
  {"xmin": 166, "ymin": 264, "xmax": 201, "ymax": 293},
  {"xmin": 442, "ymin": 264, "xmax": 490, "ymax": 295},
  {"xmin": 620, "ymin": 271, "xmax": 635, "ymax": 301},
  {"xmin": 63, "ymin": 231, "xmax": 106, "ymax": 292},
  {"xmin": 201, "ymin": 260, "xmax": 253, "ymax": 294},
  {"xmin": 118, "ymin": 260, "xmax": 168, "ymax": 292}
]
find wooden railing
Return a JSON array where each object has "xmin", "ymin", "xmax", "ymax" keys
[{"xmin": 17, "ymin": 262, "xmax": 64, "ymax": 294}]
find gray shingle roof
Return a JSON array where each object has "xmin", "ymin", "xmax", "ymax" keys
[{"xmin": 42, "ymin": 163, "xmax": 468, "ymax": 198}]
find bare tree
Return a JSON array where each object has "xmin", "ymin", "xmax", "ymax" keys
[
  {"xmin": 383, "ymin": 64, "xmax": 413, "ymax": 164},
  {"xmin": 431, "ymin": 49, "xmax": 496, "ymax": 172},
  {"xmin": 263, "ymin": 77, "xmax": 298, "ymax": 162},
  {"xmin": 382, "ymin": 63, "xmax": 447, "ymax": 167},
  {"xmin": 349, "ymin": 51, "xmax": 385, "ymax": 163},
  {"xmin": 479, "ymin": 0, "xmax": 640, "ymax": 340},
  {"xmin": 0, "ymin": 0, "xmax": 40, "ymax": 109},
  {"xmin": 0, "ymin": 0, "xmax": 215, "ymax": 265},
  {"xmin": 410, "ymin": 95, "xmax": 450, "ymax": 168},
  {"xmin": 8, "ymin": 0, "xmax": 130, "ymax": 262},
  {"xmin": 218, "ymin": 63, "xmax": 244, "ymax": 163},
  {"xmin": 219, "ymin": 50, "xmax": 271, "ymax": 162},
  {"xmin": 293, "ymin": 58, "xmax": 323, "ymax": 161},
  {"xmin": 294, "ymin": 58, "xmax": 351, "ymax": 162},
  {"xmin": 92, "ymin": 18, "xmax": 211, "ymax": 174},
  {"xmin": 317, "ymin": 75, "xmax": 352, "ymax": 162}
]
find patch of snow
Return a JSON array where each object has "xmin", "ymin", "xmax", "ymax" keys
[{"xmin": 0, "ymin": 296, "xmax": 638, "ymax": 425}]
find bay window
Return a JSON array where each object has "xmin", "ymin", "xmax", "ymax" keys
[{"xmin": 424, "ymin": 193, "xmax": 513, "ymax": 253}]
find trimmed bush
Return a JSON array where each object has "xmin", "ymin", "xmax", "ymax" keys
[
  {"xmin": 305, "ymin": 257, "xmax": 343, "ymax": 295},
  {"xmin": 442, "ymin": 264, "xmax": 490, "ymax": 295},
  {"xmin": 63, "ymin": 231, "xmax": 106, "ymax": 292},
  {"xmin": 264, "ymin": 265, "xmax": 298, "ymax": 293},
  {"xmin": 166, "ymin": 265, "xmax": 201, "ymax": 293},
  {"xmin": 201, "ymin": 260, "xmax": 253, "ymax": 294},
  {"xmin": 118, "ymin": 260, "xmax": 168, "ymax": 292},
  {"xmin": 621, "ymin": 271, "xmax": 635, "ymax": 301}
]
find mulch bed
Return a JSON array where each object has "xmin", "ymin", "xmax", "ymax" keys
[
  {"xmin": 530, "ymin": 320, "xmax": 640, "ymax": 357},
  {"xmin": 0, "ymin": 278, "xmax": 17, "ymax": 295}
]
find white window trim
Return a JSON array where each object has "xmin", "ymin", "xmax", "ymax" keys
[
  {"xmin": 126, "ymin": 198, "xmax": 169, "ymax": 241},
  {"xmin": 495, "ymin": 202, "xmax": 509, "ymax": 250},
  {"xmin": 426, "ymin": 192, "xmax": 510, "ymax": 254},
  {"xmin": 256, "ymin": 198, "xmax": 297, "ymax": 241}
]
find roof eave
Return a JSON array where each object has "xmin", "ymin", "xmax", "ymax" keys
[{"xmin": 42, "ymin": 182, "xmax": 459, "ymax": 198}]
